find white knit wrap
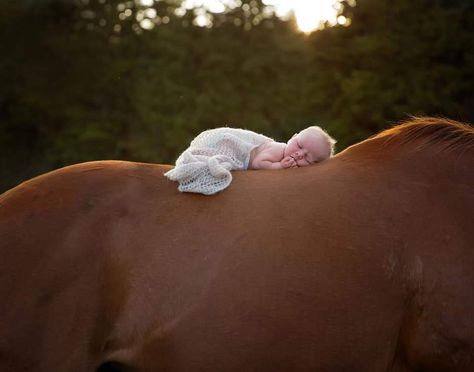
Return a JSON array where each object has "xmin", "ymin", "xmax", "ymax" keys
[{"xmin": 165, "ymin": 127, "xmax": 273, "ymax": 195}]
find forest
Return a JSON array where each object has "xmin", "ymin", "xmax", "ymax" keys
[{"xmin": 1, "ymin": 0, "xmax": 473, "ymax": 192}]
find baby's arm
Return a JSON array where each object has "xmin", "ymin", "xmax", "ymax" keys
[
  {"xmin": 249, "ymin": 143, "xmax": 297, "ymax": 169},
  {"xmin": 252, "ymin": 160, "xmax": 284, "ymax": 170}
]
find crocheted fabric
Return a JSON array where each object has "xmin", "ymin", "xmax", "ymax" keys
[{"xmin": 165, "ymin": 127, "xmax": 273, "ymax": 195}]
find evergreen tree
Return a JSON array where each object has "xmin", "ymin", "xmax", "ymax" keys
[{"xmin": 1, "ymin": 0, "xmax": 473, "ymax": 192}]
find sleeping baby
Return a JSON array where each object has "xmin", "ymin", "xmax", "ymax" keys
[{"xmin": 165, "ymin": 126, "xmax": 336, "ymax": 195}]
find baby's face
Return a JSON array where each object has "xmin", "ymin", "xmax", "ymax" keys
[{"xmin": 284, "ymin": 129, "xmax": 329, "ymax": 167}]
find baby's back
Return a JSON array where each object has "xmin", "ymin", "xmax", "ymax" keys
[{"xmin": 249, "ymin": 141, "xmax": 286, "ymax": 169}]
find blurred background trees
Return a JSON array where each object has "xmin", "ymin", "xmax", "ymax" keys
[{"xmin": 1, "ymin": 0, "xmax": 473, "ymax": 192}]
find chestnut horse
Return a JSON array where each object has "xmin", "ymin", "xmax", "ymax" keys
[{"xmin": 0, "ymin": 117, "xmax": 473, "ymax": 371}]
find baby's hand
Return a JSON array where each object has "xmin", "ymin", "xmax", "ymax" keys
[{"xmin": 281, "ymin": 156, "xmax": 298, "ymax": 168}]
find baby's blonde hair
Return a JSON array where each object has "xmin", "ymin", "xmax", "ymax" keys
[{"xmin": 303, "ymin": 126, "xmax": 337, "ymax": 159}]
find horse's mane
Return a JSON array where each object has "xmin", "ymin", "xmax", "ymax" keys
[{"xmin": 372, "ymin": 116, "xmax": 474, "ymax": 154}]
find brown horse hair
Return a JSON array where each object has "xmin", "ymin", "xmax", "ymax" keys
[{"xmin": 372, "ymin": 116, "xmax": 474, "ymax": 155}]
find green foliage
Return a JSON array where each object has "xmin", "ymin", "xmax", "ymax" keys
[
  {"xmin": 1, "ymin": 0, "xmax": 473, "ymax": 192},
  {"xmin": 309, "ymin": 0, "xmax": 474, "ymax": 146}
]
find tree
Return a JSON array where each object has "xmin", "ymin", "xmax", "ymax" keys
[
  {"xmin": 1, "ymin": 0, "xmax": 473, "ymax": 192},
  {"xmin": 305, "ymin": 0, "xmax": 474, "ymax": 148}
]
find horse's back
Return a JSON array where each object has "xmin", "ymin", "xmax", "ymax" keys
[
  {"xmin": 0, "ymin": 160, "xmax": 403, "ymax": 371},
  {"xmin": 1, "ymin": 152, "xmax": 473, "ymax": 371}
]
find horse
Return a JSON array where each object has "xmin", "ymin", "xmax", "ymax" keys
[{"xmin": 0, "ymin": 117, "xmax": 472, "ymax": 372}]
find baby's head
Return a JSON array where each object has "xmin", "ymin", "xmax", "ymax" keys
[{"xmin": 284, "ymin": 126, "xmax": 336, "ymax": 167}]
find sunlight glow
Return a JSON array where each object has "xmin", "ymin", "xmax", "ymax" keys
[
  {"xmin": 183, "ymin": 0, "xmax": 227, "ymax": 13},
  {"xmin": 140, "ymin": 18, "xmax": 155, "ymax": 29},
  {"xmin": 263, "ymin": 0, "xmax": 347, "ymax": 33},
  {"xmin": 138, "ymin": 0, "xmax": 154, "ymax": 6},
  {"xmin": 134, "ymin": 0, "xmax": 353, "ymax": 33}
]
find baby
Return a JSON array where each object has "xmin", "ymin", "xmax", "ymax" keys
[
  {"xmin": 165, "ymin": 126, "xmax": 336, "ymax": 195},
  {"xmin": 249, "ymin": 126, "xmax": 335, "ymax": 170}
]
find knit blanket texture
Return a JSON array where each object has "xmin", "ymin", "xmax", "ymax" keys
[{"xmin": 165, "ymin": 127, "xmax": 272, "ymax": 195}]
